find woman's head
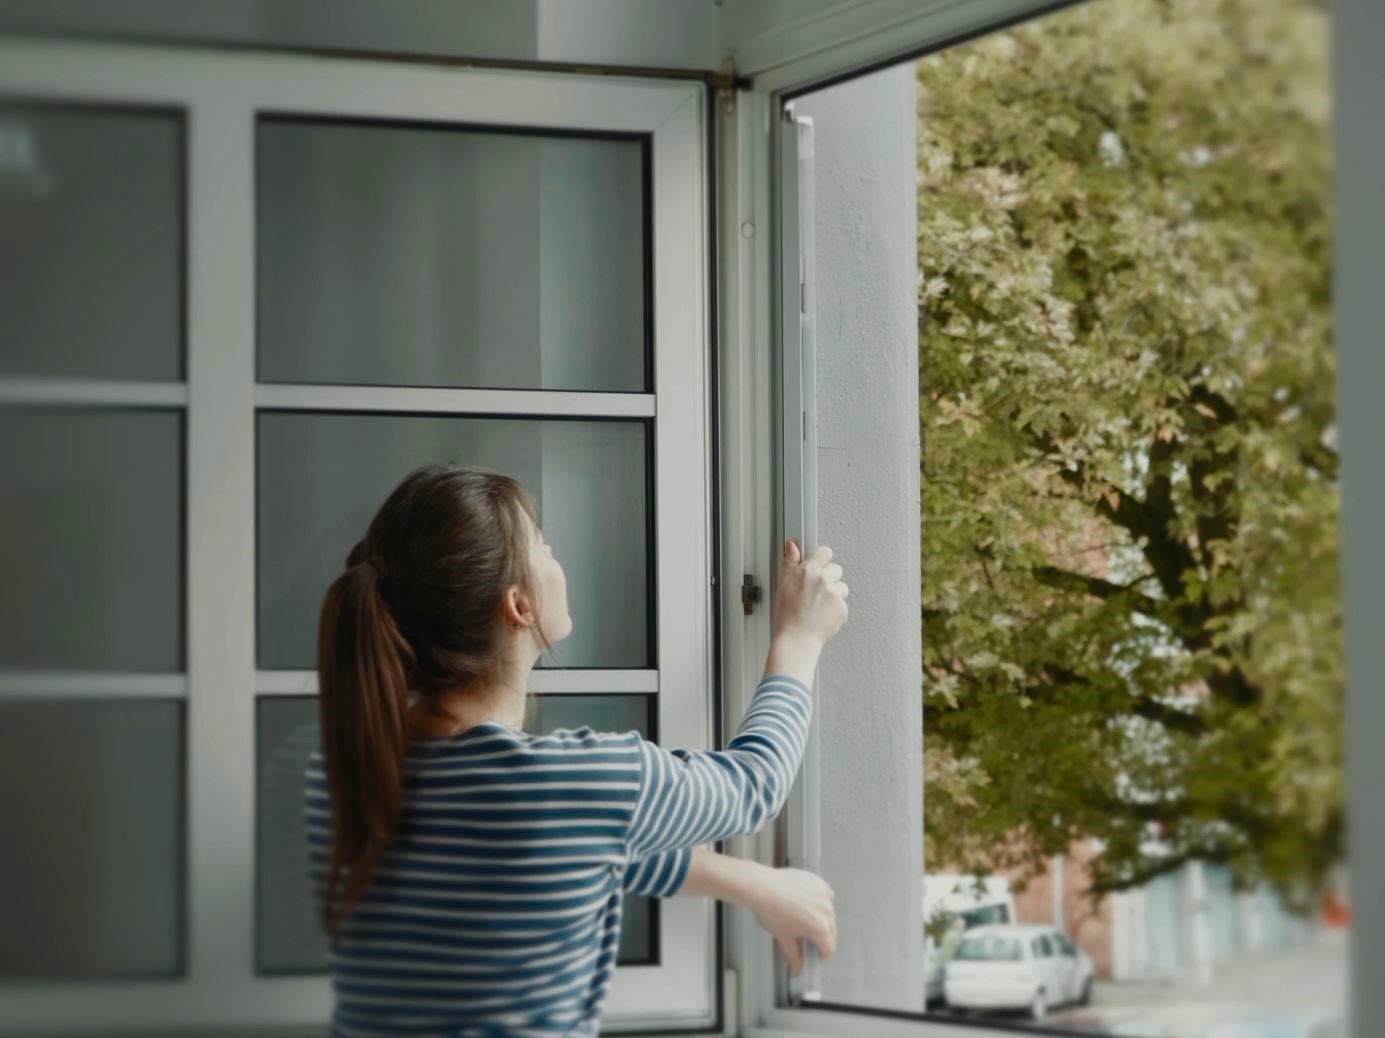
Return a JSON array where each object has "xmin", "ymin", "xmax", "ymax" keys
[{"xmin": 315, "ymin": 463, "xmax": 570, "ymax": 933}]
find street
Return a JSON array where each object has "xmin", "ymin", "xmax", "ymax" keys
[{"xmin": 934, "ymin": 930, "xmax": 1349, "ymax": 1037}]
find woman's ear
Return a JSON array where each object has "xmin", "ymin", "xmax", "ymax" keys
[{"xmin": 501, "ymin": 585, "xmax": 534, "ymax": 629}]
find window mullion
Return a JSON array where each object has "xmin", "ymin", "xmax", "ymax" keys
[
  {"xmin": 254, "ymin": 383, "xmax": 656, "ymax": 419},
  {"xmin": 0, "ymin": 377, "xmax": 188, "ymax": 407},
  {"xmin": 183, "ymin": 91, "xmax": 270, "ymax": 1004}
]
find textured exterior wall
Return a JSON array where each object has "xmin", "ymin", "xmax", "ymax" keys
[{"xmin": 794, "ymin": 63, "xmax": 923, "ymax": 1010}]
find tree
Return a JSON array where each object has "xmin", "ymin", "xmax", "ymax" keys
[{"xmin": 918, "ymin": 0, "xmax": 1340, "ymax": 905}]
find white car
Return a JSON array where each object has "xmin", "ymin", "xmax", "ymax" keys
[
  {"xmin": 943, "ymin": 924, "xmax": 1095, "ymax": 1021},
  {"xmin": 922, "ymin": 874, "xmax": 1017, "ymax": 1005}
]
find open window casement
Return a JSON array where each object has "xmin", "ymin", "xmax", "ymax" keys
[
  {"xmin": 728, "ymin": 2, "xmax": 1364, "ymax": 1038},
  {"xmin": 0, "ymin": 37, "xmax": 717, "ymax": 1035},
  {"xmin": 724, "ymin": 4, "xmax": 1025, "ymax": 1036},
  {"xmin": 774, "ymin": 104, "xmax": 823, "ymax": 1007}
]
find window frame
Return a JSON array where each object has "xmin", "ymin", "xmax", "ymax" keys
[
  {"xmin": 0, "ymin": 35, "xmax": 716, "ymax": 1035},
  {"xmin": 718, "ymin": 3, "xmax": 1125, "ymax": 1038}
]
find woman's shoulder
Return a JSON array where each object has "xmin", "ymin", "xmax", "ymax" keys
[
  {"xmin": 398, "ymin": 723, "xmax": 645, "ymax": 764},
  {"xmin": 523, "ymin": 726, "xmax": 645, "ymax": 757}
]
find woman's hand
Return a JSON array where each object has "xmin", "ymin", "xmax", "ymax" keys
[
  {"xmin": 764, "ymin": 539, "xmax": 849, "ymax": 685},
  {"xmin": 745, "ymin": 864, "xmax": 837, "ymax": 976},
  {"xmin": 772, "ymin": 539, "xmax": 849, "ymax": 646},
  {"xmin": 677, "ymin": 850, "xmax": 837, "ymax": 975}
]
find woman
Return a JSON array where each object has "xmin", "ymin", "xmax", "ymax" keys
[{"xmin": 307, "ymin": 464, "xmax": 848, "ymax": 1037}]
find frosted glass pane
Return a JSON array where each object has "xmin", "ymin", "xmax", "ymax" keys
[
  {"xmin": 257, "ymin": 696, "xmax": 326, "ymax": 974},
  {"xmin": 257, "ymin": 695, "xmax": 655, "ymax": 973},
  {"xmin": 256, "ymin": 412, "xmax": 649, "ymax": 670},
  {"xmin": 0, "ymin": 699, "xmax": 182, "ymax": 978},
  {"xmin": 257, "ymin": 118, "xmax": 646, "ymax": 391},
  {"xmin": 0, "ymin": 104, "xmax": 182, "ymax": 380},
  {"xmin": 0, "ymin": 408, "xmax": 183, "ymax": 670},
  {"xmin": 528, "ymin": 693, "xmax": 650, "ymax": 739}
]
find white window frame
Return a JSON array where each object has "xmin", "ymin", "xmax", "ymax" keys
[
  {"xmin": 717, "ymin": 2, "xmax": 1088, "ymax": 1037},
  {"xmin": 0, "ymin": 36, "xmax": 717, "ymax": 1034}
]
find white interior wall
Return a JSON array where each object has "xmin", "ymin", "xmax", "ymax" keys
[
  {"xmin": 535, "ymin": 0, "xmax": 718, "ymax": 69},
  {"xmin": 0, "ymin": 0, "xmax": 719, "ymax": 69},
  {"xmin": 792, "ymin": 63, "xmax": 923, "ymax": 1011},
  {"xmin": 0, "ymin": 0, "xmax": 976, "ymax": 75},
  {"xmin": 0, "ymin": 0, "xmax": 538, "ymax": 59}
]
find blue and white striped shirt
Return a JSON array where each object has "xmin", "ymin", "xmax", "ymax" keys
[{"xmin": 304, "ymin": 674, "xmax": 811, "ymax": 1037}]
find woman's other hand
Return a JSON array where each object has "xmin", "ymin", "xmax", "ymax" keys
[{"xmin": 746, "ymin": 864, "xmax": 837, "ymax": 976}]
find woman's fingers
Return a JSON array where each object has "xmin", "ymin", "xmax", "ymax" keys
[
  {"xmin": 822, "ymin": 563, "xmax": 843, "ymax": 584},
  {"xmin": 815, "ymin": 923, "xmax": 836, "ymax": 961},
  {"xmin": 777, "ymin": 935, "xmax": 804, "ymax": 976}
]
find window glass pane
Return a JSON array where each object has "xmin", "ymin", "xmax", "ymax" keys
[
  {"xmin": 257, "ymin": 694, "xmax": 655, "ymax": 973},
  {"xmin": 0, "ymin": 698, "xmax": 182, "ymax": 977},
  {"xmin": 956, "ymin": 935, "xmax": 1022, "ymax": 963},
  {"xmin": 527, "ymin": 693, "xmax": 650, "ymax": 736},
  {"xmin": 0, "ymin": 408, "xmax": 183, "ymax": 671},
  {"xmin": 0, "ymin": 103, "xmax": 182, "ymax": 381},
  {"xmin": 255, "ymin": 412, "xmax": 649, "ymax": 670},
  {"xmin": 257, "ymin": 118, "xmax": 646, "ymax": 392},
  {"xmin": 257, "ymin": 696, "xmax": 327, "ymax": 974}
]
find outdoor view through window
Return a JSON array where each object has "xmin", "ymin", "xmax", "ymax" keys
[{"xmin": 798, "ymin": 0, "xmax": 1345, "ymax": 1034}]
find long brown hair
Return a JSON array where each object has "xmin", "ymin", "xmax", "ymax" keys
[{"xmin": 316, "ymin": 464, "xmax": 546, "ymax": 935}]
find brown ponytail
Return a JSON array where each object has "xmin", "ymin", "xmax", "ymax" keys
[
  {"xmin": 315, "ymin": 465, "xmax": 547, "ymax": 936},
  {"xmin": 317, "ymin": 555, "xmax": 411, "ymax": 936}
]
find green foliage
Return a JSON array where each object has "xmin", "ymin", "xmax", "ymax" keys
[{"xmin": 918, "ymin": 0, "xmax": 1340, "ymax": 905}]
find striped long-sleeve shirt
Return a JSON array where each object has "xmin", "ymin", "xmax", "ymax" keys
[{"xmin": 303, "ymin": 673, "xmax": 812, "ymax": 1038}]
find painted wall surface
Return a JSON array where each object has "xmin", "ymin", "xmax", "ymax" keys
[
  {"xmin": 0, "ymin": 0, "xmax": 718, "ymax": 69},
  {"xmin": 793, "ymin": 63, "xmax": 923, "ymax": 1010},
  {"xmin": 535, "ymin": 0, "xmax": 718, "ymax": 69}
]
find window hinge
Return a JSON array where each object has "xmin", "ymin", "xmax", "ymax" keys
[{"xmin": 740, "ymin": 574, "xmax": 762, "ymax": 616}]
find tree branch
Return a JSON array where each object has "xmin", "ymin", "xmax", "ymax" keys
[
  {"xmin": 1033, "ymin": 564, "xmax": 1164, "ymax": 616},
  {"xmin": 1090, "ymin": 845, "xmax": 1236, "ymax": 895},
  {"xmin": 1130, "ymin": 697, "xmax": 1210, "ymax": 736},
  {"xmin": 1039, "ymin": 664, "xmax": 1209, "ymax": 735},
  {"xmin": 1184, "ymin": 383, "xmax": 1241, "ymax": 571}
]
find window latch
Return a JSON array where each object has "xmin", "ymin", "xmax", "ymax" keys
[{"xmin": 740, "ymin": 574, "xmax": 762, "ymax": 616}]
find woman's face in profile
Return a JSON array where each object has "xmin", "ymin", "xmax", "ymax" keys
[{"xmin": 528, "ymin": 517, "xmax": 573, "ymax": 646}]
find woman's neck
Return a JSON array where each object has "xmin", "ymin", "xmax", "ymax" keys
[{"xmin": 409, "ymin": 648, "xmax": 536, "ymax": 736}]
